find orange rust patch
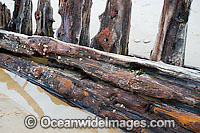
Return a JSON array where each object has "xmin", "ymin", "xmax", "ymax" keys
[
  {"xmin": 53, "ymin": 74, "xmax": 57, "ymax": 78},
  {"xmin": 69, "ymin": 48, "xmax": 79, "ymax": 55},
  {"xmin": 69, "ymin": 48, "xmax": 73, "ymax": 55},
  {"xmin": 84, "ymin": 63, "xmax": 99, "ymax": 68},
  {"xmin": 83, "ymin": 91, "xmax": 89, "ymax": 97},
  {"xmin": 96, "ymin": 28, "xmax": 114, "ymax": 52},
  {"xmin": 34, "ymin": 67, "xmax": 43, "ymax": 78},
  {"xmin": 56, "ymin": 76, "xmax": 74, "ymax": 94},
  {"xmin": 153, "ymin": 105, "xmax": 200, "ymax": 132}
]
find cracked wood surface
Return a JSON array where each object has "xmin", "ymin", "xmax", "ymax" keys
[
  {"xmin": 57, "ymin": 0, "xmax": 92, "ymax": 46},
  {"xmin": 0, "ymin": 30, "xmax": 200, "ymax": 108},
  {"xmin": 0, "ymin": 2, "xmax": 11, "ymax": 30},
  {"xmin": 8, "ymin": 0, "xmax": 33, "ymax": 35},
  {"xmin": 0, "ymin": 53, "xmax": 199, "ymax": 132},
  {"xmin": 91, "ymin": 0, "xmax": 132, "ymax": 55},
  {"xmin": 35, "ymin": 0, "xmax": 54, "ymax": 37},
  {"xmin": 1, "ymin": 30, "xmax": 199, "ymax": 83},
  {"xmin": 151, "ymin": 0, "xmax": 193, "ymax": 66}
]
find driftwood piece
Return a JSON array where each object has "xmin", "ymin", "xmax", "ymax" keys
[
  {"xmin": 150, "ymin": 0, "xmax": 193, "ymax": 66},
  {"xmin": 35, "ymin": 0, "xmax": 54, "ymax": 37},
  {"xmin": 57, "ymin": 0, "xmax": 92, "ymax": 46},
  {"xmin": 90, "ymin": 0, "xmax": 132, "ymax": 55},
  {"xmin": 0, "ymin": 53, "xmax": 199, "ymax": 132},
  {"xmin": 0, "ymin": 2, "xmax": 11, "ymax": 30},
  {"xmin": 8, "ymin": 0, "xmax": 33, "ymax": 35},
  {"xmin": 0, "ymin": 30, "xmax": 200, "ymax": 109}
]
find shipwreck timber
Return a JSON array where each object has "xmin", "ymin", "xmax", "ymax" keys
[
  {"xmin": 8, "ymin": 0, "xmax": 33, "ymax": 35},
  {"xmin": 57, "ymin": 0, "xmax": 92, "ymax": 46},
  {"xmin": 91, "ymin": 0, "xmax": 132, "ymax": 55},
  {"xmin": 150, "ymin": 0, "xmax": 193, "ymax": 66},
  {"xmin": 0, "ymin": 30, "xmax": 200, "ymax": 132},
  {"xmin": 35, "ymin": 0, "xmax": 55, "ymax": 37},
  {"xmin": 0, "ymin": 2, "xmax": 11, "ymax": 30}
]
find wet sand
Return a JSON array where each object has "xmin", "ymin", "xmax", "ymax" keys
[
  {"xmin": 0, "ymin": 68, "xmax": 121, "ymax": 132},
  {"xmin": 0, "ymin": 0, "xmax": 200, "ymax": 132}
]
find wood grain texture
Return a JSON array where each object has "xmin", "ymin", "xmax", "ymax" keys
[
  {"xmin": 35, "ymin": 0, "xmax": 54, "ymax": 37},
  {"xmin": 151, "ymin": 0, "xmax": 193, "ymax": 66},
  {"xmin": 57, "ymin": 0, "xmax": 92, "ymax": 46},
  {"xmin": 8, "ymin": 0, "xmax": 33, "ymax": 35},
  {"xmin": 91, "ymin": 0, "xmax": 132, "ymax": 55},
  {"xmin": 0, "ymin": 30, "xmax": 200, "ymax": 108},
  {"xmin": 0, "ymin": 2, "xmax": 11, "ymax": 30},
  {"xmin": 0, "ymin": 53, "xmax": 199, "ymax": 132}
]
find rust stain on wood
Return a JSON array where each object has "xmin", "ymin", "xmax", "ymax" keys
[
  {"xmin": 153, "ymin": 105, "xmax": 200, "ymax": 132},
  {"xmin": 91, "ymin": 0, "xmax": 132, "ymax": 55}
]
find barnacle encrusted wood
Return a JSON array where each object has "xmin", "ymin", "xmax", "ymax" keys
[
  {"xmin": 57, "ymin": 0, "xmax": 92, "ymax": 46},
  {"xmin": 0, "ymin": 30, "xmax": 200, "ymax": 132},
  {"xmin": 151, "ymin": 0, "xmax": 193, "ymax": 66},
  {"xmin": 0, "ymin": 30, "xmax": 200, "ymax": 108},
  {"xmin": 91, "ymin": 0, "xmax": 132, "ymax": 55},
  {"xmin": 35, "ymin": 0, "xmax": 55, "ymax": 37},
  {"xmin": 0, "ymin": 2, "xmax": 11, "ymax": 30},
  {"xmin": 8, "ymin": 0, "xmax": 33, "ymax": 35},
  {"xmin": 0, "ymin": 53, "xmax": 199, "ymax": 132}
]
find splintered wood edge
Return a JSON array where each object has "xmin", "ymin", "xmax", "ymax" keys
[{"xmin": 0, "ymin": 29, "xmax": 200, "ymax": 82}]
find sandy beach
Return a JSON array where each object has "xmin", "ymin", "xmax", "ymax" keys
[{"xmin": 0, "ymin": 0, "xmax": 199, "ymax": 132}]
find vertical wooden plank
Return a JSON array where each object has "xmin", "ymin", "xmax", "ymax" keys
[
  {"xmin": 0, "ymin": 2, "xmax": 11, "ymax": 30},
  {"xmin": 57, "ymin": 0, "xmax": 92, "ymax": 46},
  {"xmin": 35, "ymin": 0, "xmax": 55, "ymax": 37},
  {"xmin": 150, "ymin": 0, "xmax": 193, "ymax": 66},
  {"xmin": 90, "ymin": 0, "xmax": 132, "ymax": 55},
  {"xmin": 8, "ymin": 0, "xmax": 33, "ymax": 36}
]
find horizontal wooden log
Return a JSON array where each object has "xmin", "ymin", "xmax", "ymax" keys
[
  {"xmin": 0, "ymin": 53, "xmax": 199, "ymax": 132},
  {"xmin": 53, "ymin": 56, "xmax": 200, "ymax": 107},
  {"xmin": 0, "ymin": 30, "xmax": 199, "ymax": 82},
  {"xmin": 0, "ymin": 30, "xmax": 199, "ymax": 108},
  {"xmin": 0, "ymin": 2, "xmax": 11, "ymax": 30}
]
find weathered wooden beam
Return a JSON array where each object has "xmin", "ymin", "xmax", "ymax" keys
[
  {"xmin": 150, "ymin": 0, "xmax": 193, "ymax": 66},
  {"xmin": 8, "ymin": 0, "xmax": 33, "ymax": 35},
  {"xmin": 0, "ymin": 30, "xmax": 199, "ymax": 82},
  {"xmin": 0, "ymin": 53, "xmax": 199, "ymax": 132},
  {"xmin": 0, "ymin": 2, "xmax": 11, "ymax": 30},
  {"xmin": 35, "ymin": 0, "xmax": 54, "ymax": 37},
  {"xmin": 57, "ymin": 0, "xmax": 92, "ymax": 46},
  {"xmin": 54, "ymin": 55, "xmax": 200, "ymax": 107},
  {"xmin": 90, "ymin": 0, "xmax": 132, "ymax": 55},
  {"xmin": 0, "ymin": 30, "xmax": 200, "ymax": 109}
]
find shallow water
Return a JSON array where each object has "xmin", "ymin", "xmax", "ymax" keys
[{"xmin": 0, "ymin": 68, "xmax": 121, "ymax": 132}]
